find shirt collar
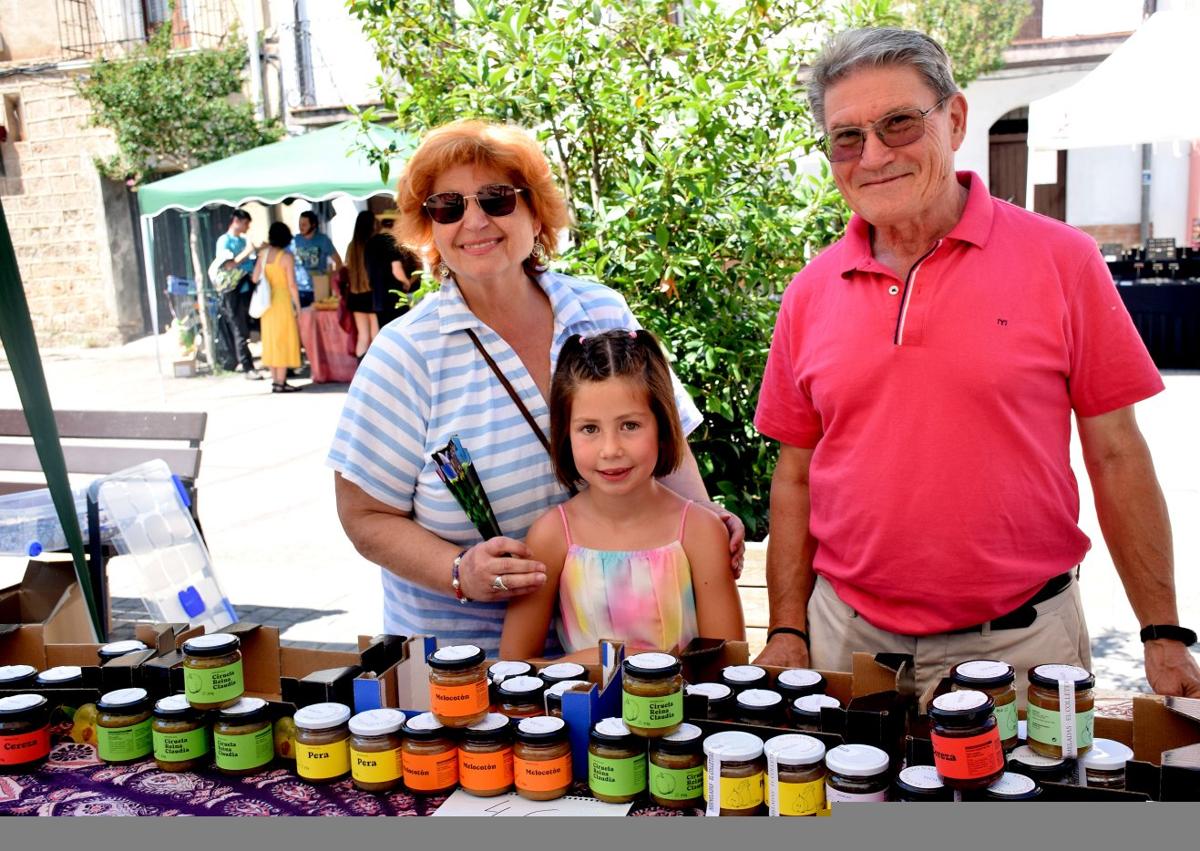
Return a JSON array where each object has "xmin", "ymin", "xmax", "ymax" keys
[
  {"xmin": 437, "ymin": 270, "xmax": 588, "ymax": 337},
  {"xmin": 839, "ymin": 170, "xmax": 994, "ymax": 278}
]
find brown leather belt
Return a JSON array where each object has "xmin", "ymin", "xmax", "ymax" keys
[{"xmin": 948, "ymin": 569, "xmax": 1076, "ymax": 634}]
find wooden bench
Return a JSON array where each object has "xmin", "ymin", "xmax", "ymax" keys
[{"xmin": 0, "ymin": 409, "xmax": 208, "ymax": 639}]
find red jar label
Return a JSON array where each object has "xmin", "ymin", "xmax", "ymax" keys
[
  {"xmin": 0, "ymin": 725, "xmax": 51, "ymax": 765},
  {"xmin": 931, "ymin": 728, "xmax": 1004, "ymax": 780}
]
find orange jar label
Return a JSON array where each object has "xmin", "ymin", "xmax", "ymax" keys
[
  {"xmin": 931, "ymin": 728, "xmax": 1004, "ymax": 780},
  {"xmin": 514, "ymin": 753, "xmax": 572, "ymax": 792},
  {"xmin": 459, "ymin": 747, "xmax": 514, "ymax": 791},
  {"xmin": 403, "ymin": 749, "xmax": 459, "ymax": 791},
  {"xmin": 0, "ymin": 726, "xmax": 50, "ymax": 764},
  {"xmin": 430, "ymin": 679, "xmax": 489, "ymax": 719}
]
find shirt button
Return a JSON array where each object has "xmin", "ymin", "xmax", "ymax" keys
[{"xmin": 888, "ymin": 285, "xmax": 900, "ymax": 296}]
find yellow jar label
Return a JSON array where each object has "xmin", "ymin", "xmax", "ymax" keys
[
  {"xmin": 703, "ymin": 767, "xmax": 764, "ymax": 810},
  {"xmin": 184, "ymin": 660, "xmax": 244, "ymax": 705},
  {"xmin": 351, "ymin": 746, "xmax": 403, "ymax": 784},
  {"xmin": 297, "ymin": 739, "xmax": 350, "ymax": 779},
  {"xmin": 768, "ymin": 777, "xmax": 825, "ymax": 816},
  {"xmin": 1026, "ymin": 704, "xmax": 1094, "ymax": 749}
]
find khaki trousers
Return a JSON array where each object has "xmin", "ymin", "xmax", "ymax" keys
[{"xmin": 807, "ymin": 574, "xmax": 1092, "ymax": 704}]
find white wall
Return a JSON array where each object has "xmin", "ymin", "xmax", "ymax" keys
[
  {"xmin": 1041, "ymin": 0, "xmax": 1144, "ymax": 37},
  {"xmin": 267, "ymin": 0, "xmax": 382, "ymax": 114},
  {"xmin": 1067, "ymin": 144, "xmax": 1192, "ymax": 242}
]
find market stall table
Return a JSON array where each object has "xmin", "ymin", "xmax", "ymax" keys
[
  {"xmin": 298, "ymin": 307, "xmax": 358, "ymax": 384},
  {"xmin": 1114, "ymin": 282, "xmax": 1200, "ymax": 370}
]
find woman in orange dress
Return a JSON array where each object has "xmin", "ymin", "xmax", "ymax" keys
[{"xmin": 252, "ymin": 222, "xmax": 302, "ymax": 393}]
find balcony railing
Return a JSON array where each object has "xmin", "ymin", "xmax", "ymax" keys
[{"xmin": 57, "ymin": 0, "xmax": 229, "ymax": 59}]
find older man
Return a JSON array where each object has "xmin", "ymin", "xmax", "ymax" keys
[{"xmin": 753, "ymin": 27, "xmax": 1199, "ymax": 699}]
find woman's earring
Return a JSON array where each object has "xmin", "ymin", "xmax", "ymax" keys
[
  {"xmin": 529, "ymin": 238, "xmax": 549, "ymax": 268},
  {"xmin": 436, "ymin": 261, "xmax": 452, "ymax": 281}
]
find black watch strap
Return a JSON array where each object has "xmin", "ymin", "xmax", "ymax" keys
[
  {"xmin": 768, "ymin": 626, "xmax": 810, "ymax": 647},
  {"xmin": 1139, "ymin": 624, "xmax": 1198, "ymax": 646}
]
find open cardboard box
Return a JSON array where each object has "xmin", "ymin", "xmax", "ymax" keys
[{"xmin": 0, "ymin": 557, "xmax": 95, "ymax": 669}]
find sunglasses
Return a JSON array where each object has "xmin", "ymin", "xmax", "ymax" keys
[
  {"xmin": 819, "ymin": 96, "xmax": 948, "ymax": 163},
  {"xmin": 422, "ymin": 183, "xmax": 525, "ymax": 224}
]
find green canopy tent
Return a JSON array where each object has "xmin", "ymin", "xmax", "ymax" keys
[{"xmin": 136, "ymin": 121, "xmax": 415, "ymax": 370}]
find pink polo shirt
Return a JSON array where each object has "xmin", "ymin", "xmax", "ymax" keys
[{"xmin": 754, "ymin": 172, "xmax": 1164, "ymax": 635}]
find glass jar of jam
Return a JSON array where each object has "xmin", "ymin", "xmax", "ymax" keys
[
  {"xmin": 1026, "ymin": 664, "xmax": 1095, "ymax": 759},
  {"xmin": 97, "ymin": 640, "xmax": 148, "ymax": 663},
  {"xmin": 488, "ymin": 660, "xmax": 533, "ymax": 705},
  {"xmin": 893, "ymin": 765, "xmax": 953, "ymax": 802},
  {"xmin": 824, "ymin": 744, "xmax": 889, "ymax": 803},
  {"xmin": 648, "ymin": 722, "xmax": 704, "ymax": 809},
  {"xmin": 544, "ymin": 680, "xmax": 591, "ymax": 718},
  {"xmin": 213, "ymin": 697, "xmax": 275, "ymax": 776},
  {"xmin": 775, "ymin": 669, "xmax": 827, "ymax": 704},
  {"xmin": 0, "ymin": 694, "xmax": 52, "ymax": 773},
  {"xmin": 622, "ymin": 653, "xmax": 683, "ymax": 738},
  {"xmin": 459, "ymin": 713, "xmax": 514, "ymax": 797},
  {"xmin": 0, "ymin": 665, "xmax": 38, "ymax": 690},
  {"xmin": 348, "ymin": 708, "xmax": 405, "ymax": 793},
  {"xmin": 929, "ymin": 690, "xmax": 1005, "ymax": 791},
  {"xmin": 764, "ymin": 734, "xmax": 826, "ymax": 816},
  {"xmin": 35, "ymin": 666, "xmax": 84, "ymax": 689},
  {"xmin": 181, "ymin": 634, "xmax": 244, "ymax": 711},
  {"xmin": 97, "ymin": 687, "xmax": 153, "ymax": 764},
  {"xmin": 588, "ymin": 718, "xmax": 647, "ymax": 804},
  {"xmin": 983, "ymin": 771, "xmax": 1043, "ymax": 801},
  {"xmin": 950, "ymin": 659, "xmax": 1018, "ymax": 751},
  {"xmin": 1080, "ymin": 738, "xmax": 1134, "ymax": 790},
  {"xmin": 427, "ymin": 645, "xmax": 489, "ymax": 728},
  {"xmin": 538, "ymin": 662, "xmax": 588, "ymax": 687},
  {"xmin": 513, "ymin": 716, "xmax": 573, "ymax": 801},
  {"xmin": 685, "ymin": 682, "xmax": 735, "ymax": 720},
  {"xmin": 1007, "ymin": 744, "xmax": 1078, "ymax": 786},
  {"xmin": 402, "ymin": 712, "xmax": 458, "ymax": 795},
  {"xmin": 735, "ymin": 689, "xmax": 786, "ymax": 727},
  {"xmin": 791, "ymin": 694, "xmax": 840, "ymax": 732},
  {"xmin": 294, "ymin": 702, "xmax": 352, "ymax": 784},
  {"xmin": 702, "ymin": 730, "xmax": 765, "ymax": 816},
  {"xmin": 719, "ymin": 665, "xmax": 768, "ymax": 694},
  {"xmin": 496, "ymin": 675, "xmax": 548, "ymax": 719},
  {"xmin": 152, "ymin": 693, "xmax": 210, "ymax": 772}
]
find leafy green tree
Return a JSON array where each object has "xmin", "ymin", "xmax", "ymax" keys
[
  {"xmin": 351, "ymin": 0, "xmax": 857, "ymax": 534},
  {"xmin": 893, "ymin": 0, "xmax": 1032, "ymax": 86},
  {"xmin": 78, "ymin": 21, "xmax": 282, "ymax": 183}
]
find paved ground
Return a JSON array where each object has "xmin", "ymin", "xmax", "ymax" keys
[{"xmin": 2, "ymin": 332, "xmax": 1197, "ymax": 689}]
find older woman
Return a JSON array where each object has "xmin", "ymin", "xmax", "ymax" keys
[{"xmin": 329, "ymin": 119, "xmax": 743, "ymax": 655}]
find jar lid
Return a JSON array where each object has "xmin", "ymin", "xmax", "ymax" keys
[
  {"xmin": 1080, "ymin": 738, "xmax": 1134, "ymax": 771},
  {"xmin": 590, "ymin": 717, "xmax": 639, "ymax": 748},
  {"xmin": 985, "ymin": 772, "xmax": 1042, "ymax": 801},
  {"xmin": 895, "ymin": 764, "xmax": 949, "ymax": 797},
  {"xmin": 488, "ymin": 660, "xmax": 533, "ymax": 683},
  {"xmin": 652, "ymin": 722, "xmax": 704, "ymax": 754},
  {"xmin": 792, "ymin": 694, "xmax": 841, "ymax": 718},
  {"xmin": 427, "ymin": 644, "xmax": 486, "ymax": 671},
  {"xmin": 775, "ymin": 668, "xmax": 826, "ymax": 698},
  {"xmin": 0, "ymin": 664, "xmax": 38, "ymax": 684},
  {"xmin": 539, "ymin": 662, "xmax": 588, "ymax": 683},
  {"xmin": 703, "ymin": 730, "xmax": 763, "ymax": 762},
  {"xmin": 1008, "ymin": 745, "xmax": 1069, "ymax": 777},
  {"xmin": 98, "ymin": 687, "xmax": 150, "ymax": 711},
  {"xmin": 622, "ymin": 653, "xmax": 681, "ymax": 679},
  {"xmin": 951, "ymin": 659, "xmax": 1015, "ymax": 689},
  {"xmin": 515, "ymin": 715, "xmax": 567, "ymax": 744},
  {"xmin": 1028, "ymin": 664, "xmax": 1095, "ymax": 691},
  {"xmin": 181, "ymin": 634, "xmax": 240, "ymax": 657},
  {"xmin": 0, "ymin": 693, "xmax": 48, "ymax": 716},
  {"xmin": 686, "ymin": 682, "xmax": 733, "ymax": 703},
  {"xmin": 294, "ymin": 702, "xmax": 352, "ymax": 731},
  {"xmin": 403, "ymin": 711, "xmax": 448, "ymax": 740},
  {"xmin": 98, "ymin": 639, "xmax": 149, "ymax": 660},
  {"xmin": 218, "ymin": 697, "xmax": 270, "ymax": 721},
  {"xmin": 930, "ymin": 689, "xmax": 994, "ymax": 726},
  {"xmin": 720, "ymin": 665, "xmax": 767, "ymax": 687},
  {"xmin": 824, "ymin": 744, "xmax": 889, "ymax": 777},
  {"xmin": 153, "ymin": 694, "xmax": 196, "ymax": 717},
  {"xmin": 735, "ymin": 689, "xmax": 784, "ymax": 710},
  {"xmin": 349, "ymin": 708, "xmax": 405, "ymax": 737},
  {"xmin": 497, "ymin": 675, "xmax": 546, "ymax": 704},
  {"xmin": 462, "ymin": 712, "xmax": 512, "ymax": 743},
  {"xmin": 36, "ymin": 665, "xmax": 83, "ymax": 685},
  {"xmin": 545, "ymin": 680, "xmax": 590, "ymax": 708},
  {"xmin": 764, "ymin": 734, "xmax": 825, "ymax": 766}
]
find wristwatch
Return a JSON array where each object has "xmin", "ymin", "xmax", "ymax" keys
[{"xmin": 1139, "ymin": 624, "xmax": 1197, "ymax": 646}]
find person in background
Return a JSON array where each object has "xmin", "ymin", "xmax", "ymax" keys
[
  {"xmin": 366, "ymin": 214, "xmax": 422, "ymax": 328},
  {"xmin": 293, "ymin": 210, "xmax": 343, "ymax": 308},
  {"xmin": 252, "ymin": 222, "xmax": 303, "ymax": 393},
  {"xmin": 214, "ymin": 209, "xmax": 262, "ymax": 379},
  {"xmin": 343, "ymin": 210, "xmax": 382, "ymax": 360}
]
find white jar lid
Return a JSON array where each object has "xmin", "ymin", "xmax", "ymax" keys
[
  {"xmin": 432, "ymin": 644, "xmax": 482, "ymax": 662},
  {"xmin": 1009, "ymin": 744, "xmax": 1065, "ymax": 768},
  {"xmin": 1081, "ymin": 738, "xmax": 1134, "ymax": 770},
  {"xmin": 155, "ymin": 694, "xmax": 192, "ymax": 713},
  {"xmin": 517, "ymin": 715, "xmax": 566, "ymax": 736},
  {"xmin": 898, "ymin": 765, "xmax": 944, "ymax": 789},
  {"xmin": 36, "ymin": 666, "xmax": 83, "ymax": 683},
  {"xmin": 686, "ymin": 682, "xmax": 732, "ymax": 700},
  {"xmin": 625, "ymin": 653, "xmax": 676, "ymax": 671},
  {"xmin": 736, "ymin": 689, "xmax": 783, "ymax": 708},
  {"xmin": 540, "ymin": 662, "xmax": 587, "ymax": 679},
  {"xmin": 703, "ymin": 730, "xmax": 764, "ymax": 762},
  {"xmin": 182, "ymin": 634, "xmax": 236, "ymax": 651},
  {"xmin": 722, "ymin": 665, "xmax": 766, "ymax": 683},
  {"xmin": 294, "ymin": 702, "xmax": 352, "ymax": 731},
  {"xmin": 793, "ymin": 694, "xmax": 841, "ymax": 714},
  {"xmin": 406, "ymin": 712, "xmax": 444, "ymax": 733},
  {"xmin": 465, "ymin": 713, "xmax": 511, "ymax": 733},
  {"xmin": 0, "ymin": 693, "xmax": 47, "ymax": 713},
  {"xmin": 777, "ymin": 669, "xmax": 823, "ymax": 688},
  {"xmin": 954, "ymin": 660, "xmax": 1013, "ymax": 680},
  {"xmin": 825, "ymin": 744, "xmax": 889, "ymax": 777},
  {"xmin": 987, "ymin": 772, "xmax": 1038, "ymax": 797},
  {"xmin": 349, "ymin": 708, "xmax": 405, "ymax": 737},
  {"xmin": 545, "ymin": 680, "xmax": 590, "ymax": 697},
  {"xmin": 659, "ymin": 722, "xmax": 703, "ymax": 744},
  {"xmin": 100, "ymin": 639, "xmax": 148, "ymax": 654},
  {"xmin": 221, "ymin": 697, "xmax": 268, "ymax": 716},
  {"xmin": 932, "ymin": 690, "xmax": 989, "ymax": 712},
  {"xmin": 0, "ymin": 664, "xmax": 37, "ymax": 681},
  {"xmin": 1032, "ymin": 664, "xmax": 1091, "ymax": 682},
  {"xmin": 499, "ymin": 675, "xmax": 544, "ymax": 694},
  {"xmin": 764, "ymin": 734, "xmax": 825, "ymax": 766},
  {"xmin": 594, "ymin": 717, "xmax": 632, "ymax": 738},
  {"xmin": 488, "ymin": 660, "xmax": 532, "ymax": 681},
  {"xmin": 99, "ymin": 687, "xmax": 149, "ymax": 708}
]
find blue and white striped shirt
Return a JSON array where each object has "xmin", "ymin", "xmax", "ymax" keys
[{"xmin": 327, "ymin": 270, "xmax": 702, "ymax": 656}]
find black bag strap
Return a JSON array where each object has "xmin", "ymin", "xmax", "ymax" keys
[{"xmin": 465, "ymin": 328, "xmax": 577, "ymax": 496}]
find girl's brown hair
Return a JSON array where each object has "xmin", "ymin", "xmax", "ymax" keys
[{"xmin": 549, "ymin": 329, "xmax": 686, "ymax": 490}]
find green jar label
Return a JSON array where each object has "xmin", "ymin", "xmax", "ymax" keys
[
  {"xmin": 97, "ymin": 719, "xmax": 153, "ymax": 762},
  {"xmin": 649, "ymin": 763, "xmax": 704, "ymax": 801},
  {"xmin": 622, "ymin": 690, "xmax": 683, "ymax": 729},
  {"xmin": 589, "ymin": 752, "xmax": 647, "ymax": 798},
  {"xmin": 153, "ymin": 726, "xmax": 210, "ymax": 763},
  {"xmin": 1026, "ymin": 703, "xmax": 1094, "ymax": 749},
  {"xmin": 993, "ymin": 701, "xmax": 1019, "ymax": 742},
  {"xmin": 214, "ymin": 724, "xmax": 275, "ymax": 771},
  {"xmin": 184, "ymin": 660, "xmax": 244, "ymax": 704}
]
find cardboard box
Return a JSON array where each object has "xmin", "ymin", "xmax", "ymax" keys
[
  {"xmin": 311, "ymin": 273, "xmax": 331, "ymax": 303},
  {"xmin": 0, "ymin": 557, "xmax": 96, "ymax": 669},
  {"xmin": 352, "ymin": 634, "xmax": 410, "ymax": 711}
]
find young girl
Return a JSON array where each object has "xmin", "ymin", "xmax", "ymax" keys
[{"xmin": 499, "ymin": 330, "xmax": 745, "ymax": 660}]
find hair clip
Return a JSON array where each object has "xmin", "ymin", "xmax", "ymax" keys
[
  {"xmin": 628, "ymin": 330, "xmax": 637, "ymax": 339},
  {"xmin": 577, "ymin": 334, "xmax": 587, "ymax": 345}
]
